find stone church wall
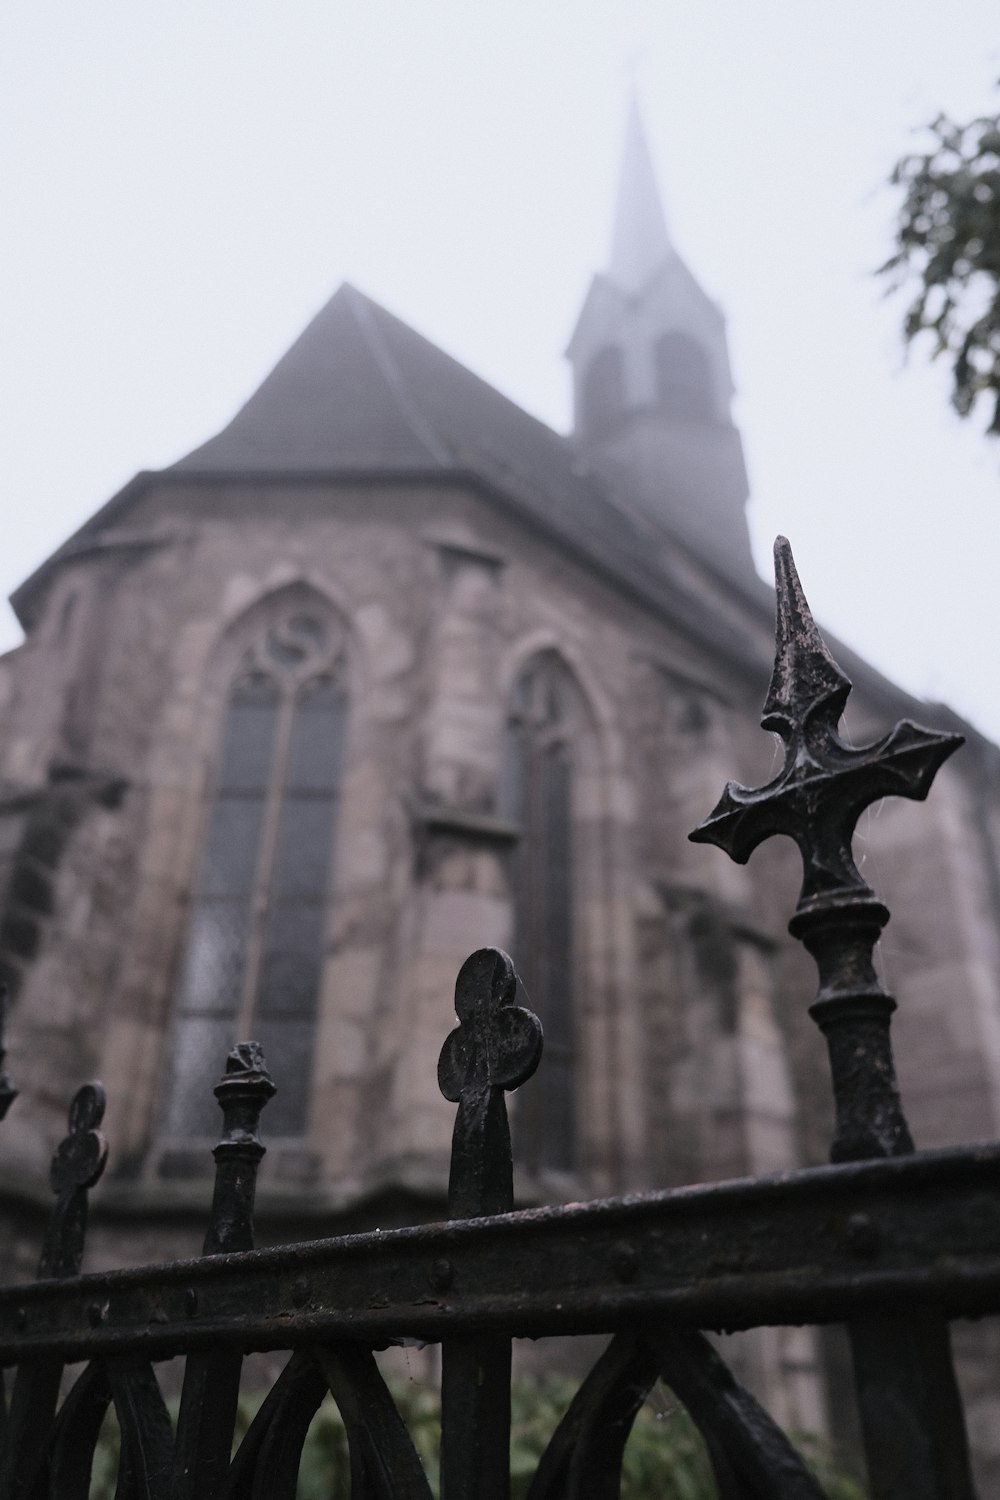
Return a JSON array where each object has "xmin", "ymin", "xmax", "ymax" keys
[{"xmin": 0, "ymin": 473, "xmax": 999, "ymax": 1451}]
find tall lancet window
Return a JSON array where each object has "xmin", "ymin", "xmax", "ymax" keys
[
  {"xmin": 164, "ymin": 606, "xmax": 348, "ymax": 1140},
  {"xmin": 580, "ymin": 345, "xmax": 626, "ymax": 440},
  {"xmin": 502, "ymin": 651, "xmax": 580, "ymax": 1175},
  {"xmin": 654, "ymin": 330, "xmax": 714, "ymax": 421}
]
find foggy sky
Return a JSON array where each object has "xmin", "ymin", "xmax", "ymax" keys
[{"xmin": 3, "ymin": 1, "xmax": 1000, "ymax": 740}]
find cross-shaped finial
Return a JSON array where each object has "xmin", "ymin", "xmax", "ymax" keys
[
  {"xmin": 691, "ymin": 538, "xmax": 964, "ymax": 1163},
  {"xmin": 438, "ymin": 948, "xmax": 542, "ymax": 1219},
  {"xmin": 690, "ymin": 537, "xmax": 963, "ymax": 913}
]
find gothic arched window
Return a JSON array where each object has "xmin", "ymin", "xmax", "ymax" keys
[
  {"xmin": 580, "ymin": 344, "xmax": 626, "ymax": 440},
  {"xmin": 164, "ymin": 606, "xmax": 348, "ymax": 1139},
  {"xmin": 654, "ymin": 330, "xmax": 714, "ymax": 421},
  {"xmin": 502, "ymin": 652, "xmax": 582, "ymax": 1175}
]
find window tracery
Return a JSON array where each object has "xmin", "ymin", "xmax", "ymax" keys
[{"xmin": 164, "ymin": 604, "xmax": 348, "ymax": 1139}]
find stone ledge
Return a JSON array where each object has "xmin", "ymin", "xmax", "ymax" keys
[{"xmin": 413, "ymin": 802, "xmax": 520, "ymax": 846}]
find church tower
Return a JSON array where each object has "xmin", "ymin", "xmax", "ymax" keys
[{"xmin": 567, "ymin": 99, "xmax": 756, "ymax": 583}]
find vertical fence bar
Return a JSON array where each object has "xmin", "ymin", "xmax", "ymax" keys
[
  {"xmin": 0, "ymin": 1083, "xmax": 108, "ymax": 1498},
  {"xmin": 437, "ymin": 948, "xmax": 542, "ymax": 1500},
  {"xmin": 172, "ymin": 1042, "xmax": 275, "ymax": 1500},
  {"xmin": 691, "ymin": 537, "xmax": 976, "ymax": 1500},
  {"xmin": 0, "ymin": 989, "xmax": 18, "ymax": 1128}
]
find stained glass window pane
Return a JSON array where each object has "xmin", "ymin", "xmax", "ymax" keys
[
  {"xmin": 285, "ymin": 678, "xmax": 347, "ymax": 792},
  {"xmin": 168, "ymin": 631, "xmax": 348, "ymax": 1143},
  {"xmin": 256, "ymin": 904, "xmax": 326, "ymax": 1018},
  {"xmin": 540, "ymin": 744, "xmax": 574, "ymax": 1055},
  {"xmin": 162, "ymin": 1017, "xmax": 235, "ymax": 1137},
  {"xmin": 507, "ymin": 658, "xmax": 577, "ymax": 1174},
  {"xmin": 176, "ymin": 900, "xmax": 249, "ymax": 1016},
  {"xmin": 270, "ymin": 797, "xmax": 338, "ymax": 898},
  {"xmin": 195, "ymin": 795, "xmax": 267, "ymax": 896},
  {"xmin": 500, "ymin": 721, "xmax": 526, "ymax": 822},
  {"xmin": 253, "ymin": 1019, "xmax": 315, "ymax": 1135},
  {"xmin": 217, "ymin": 675, "xmax": 280, "ymax": 792}
]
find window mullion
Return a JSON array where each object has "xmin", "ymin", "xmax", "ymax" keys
[{"xmin": 239, "ymin": 689, "xmax": 298, "ymax": 1037}]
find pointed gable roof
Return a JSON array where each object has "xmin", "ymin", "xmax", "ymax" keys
[
  {"xmin": 175, "ymin": 285, "xmax": 450, "ymax": 472},
  {"xmin": 173, "ymin": 283, "xmax": 600, "ymax": 519},
  {"xmin": 11, "ymin": 283, "xmax": 778, "ymax": 677},
  {"xmin": 10, "ymin": 281, "xmax": 961, "ymax": 741},
  {"xmin": 174, "ymin": 283, "xmax": 702, "ymax": 614}
]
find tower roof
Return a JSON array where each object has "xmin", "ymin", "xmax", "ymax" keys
[{"xmin": 608, "ymin": 96, "xmax": 673, "ymax": 293}]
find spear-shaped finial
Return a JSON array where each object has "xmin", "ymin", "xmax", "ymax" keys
[
  {"xmin": 691, "ymin": 536, "xmax": 963, "ymax": 1162},
  {"xmin": 761, "ymin": 537, "xmax": 851, "ymax": 736},
  {"xmin": 692, "ymin": 537, "xmax": 963, "ymax": 915},
  {"xmin": 691, "ymin": 538, "xmax": 978, "ymax": 1500}
]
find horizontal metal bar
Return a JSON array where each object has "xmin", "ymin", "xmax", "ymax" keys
[{"xmin": 1, "ymin": 1144, "xmax": 998, "ymax": 1364}]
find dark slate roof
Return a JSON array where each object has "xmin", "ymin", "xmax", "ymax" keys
[
  {"xmin": 13, "ymin": 284, "xmax": 771, "ymax": 669},
  {"xmin": 171, "ymin": 283, "xmax": 776, "ymax": 671},
  {"xmin": 175, "ymin": 285, "xmax": 450, "ymax": 472},
  {"xmin": 174, "ymin": 282, "xmax": 643, "ymax": 562},
  {"xmin": 11, "ymin": 283, "xmax": 983, "ymax": 753}
]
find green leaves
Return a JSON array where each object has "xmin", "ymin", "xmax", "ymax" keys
[
  {"xmin": 882, "ymin": 89, "xmax": 1000, "ymax": 436},
  {"xmin": 87, "ymin": 1369, "xmax": 865, "ymax": 1499}
]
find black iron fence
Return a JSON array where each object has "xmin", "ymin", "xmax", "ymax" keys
[{"xmin": 0, "ymin": 539, "xmax": 993, "ymax": 1498}]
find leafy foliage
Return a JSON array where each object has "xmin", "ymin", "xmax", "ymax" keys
[
  {"xmin": 88, "ymin": 1369, "xmax": 866, "ymax": 1499},
  {"xmin": 882, "ymin": 94, "xmax": 1000, "ymax": 432}
]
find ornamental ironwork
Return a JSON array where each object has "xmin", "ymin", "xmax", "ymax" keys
[{"xmin": 0, "ymin": 539, "xmax": 989, "ymax": 1499}]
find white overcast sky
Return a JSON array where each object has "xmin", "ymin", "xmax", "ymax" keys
[{"xmin": 4, "ymin": 2, "xmax": 1000, "ymax": 740}]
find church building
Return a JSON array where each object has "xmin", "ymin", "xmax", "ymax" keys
[{"xmin": 1, "ymin": 103, "xmax": 999, "ymax": 1442}]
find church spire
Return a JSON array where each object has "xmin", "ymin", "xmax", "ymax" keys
[
  {"xmin": 565, "ymin": 95, "xmax": 757, "ymax": 585},
  {"xmin": 608, "ymin": 95, "xmax": 672, "ymax": 294}
]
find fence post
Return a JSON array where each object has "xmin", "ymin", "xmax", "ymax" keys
[
  {"xmin": 437, "ymin": 947, "xmax": 542, "ymax": 1500},
  {"xmin": 0, "ymin": 1083, "xmax": 109, "ymax": 1497},
  {"xmin": 172, "ymin": 1041, "xmax": 275, "ymax": 1500},
  {"xmin": 691, "ymin": 537, "xmax": 976, "ymax": 1500}
]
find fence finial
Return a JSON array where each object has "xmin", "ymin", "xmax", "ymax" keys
[
  {"xmin": 171, "ymin": 1042, "xmax": 277, "ymax": 1498},
  {"xmin": 691, "ymin": 536, "xmax": 963, "ymax": 1160},
  {"xmin": 689, "ymin": 535, "xmax": 977, "ymax": 1493},
  {"xmin": 438, "ymin": 948, "xmax": 542, "ymax": 1500},
  {"xmin": 438, "ymin": 947, "xmax": 541, "ymax": 1221},
  {"xmin": 204, "ymin": 1040, "xmax": 276, "ymax": 1256},
  {"xmin": 691, "ymin": 535, "xmax": 963, "ymax": 914},
  {"xmin": 39, "ymin": 1082, "xmax": 108, "ymax": 1279}
]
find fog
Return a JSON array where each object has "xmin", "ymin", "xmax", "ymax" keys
[{"xmin": 4, "ymin": 2, "xmax": 1000, "ymax": 736}]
